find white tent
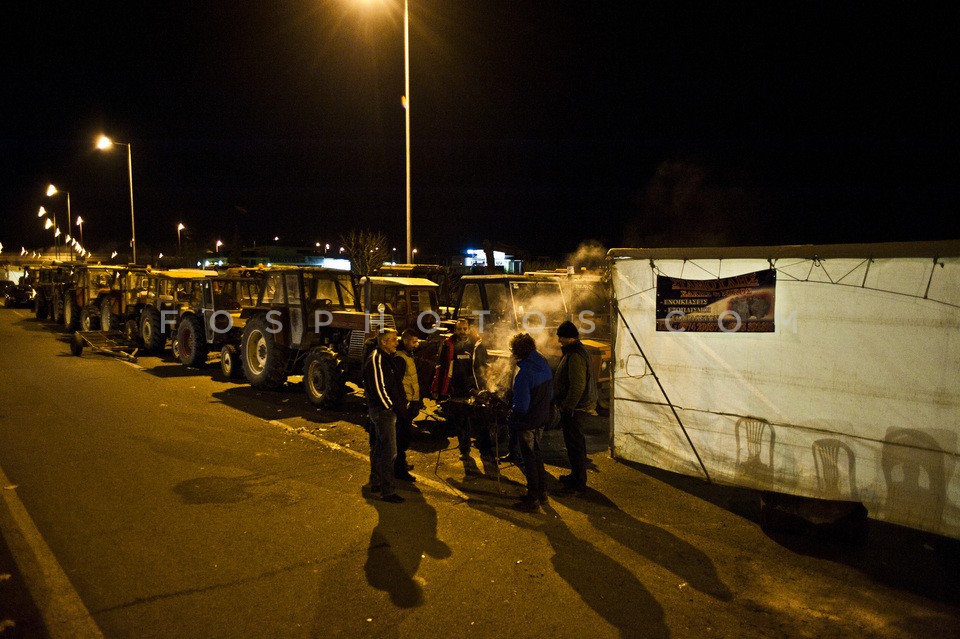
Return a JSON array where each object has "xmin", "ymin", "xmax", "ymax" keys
[{"xmin": 608, "ymin": 240, "xmax": 960, "ymax": 539}]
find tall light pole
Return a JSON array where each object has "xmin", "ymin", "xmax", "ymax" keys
[
  {"xmin": 177, "ymin": 223, "xmax": 185, "ymax": 256},
  {"xmin": 97, "ymin": 135, "xmax": 137, "ymax": 264},
  {"xmin": 38, "ymin": 205, "xmax": 62, "ymax": 260},
  {"xmin": 76, "ymin": 216, "xmax": 84, "ymax": 248},
  {"xmin": 403, "ymin": 0, "xmax": 412, "ymax": 264},
  {"xmin": 46, "ymin": 184, "xmax": 71, "ymax": 260}
]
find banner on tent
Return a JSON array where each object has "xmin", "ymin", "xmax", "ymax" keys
[{"xmin": 655, "ymin": 268, "xmax": 776, "ymax": 332}]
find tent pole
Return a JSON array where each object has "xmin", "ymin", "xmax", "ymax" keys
[{"xmin": 615, "ymin": 305, "xmax": 712, "ymax": 483}]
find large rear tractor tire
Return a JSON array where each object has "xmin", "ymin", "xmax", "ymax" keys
[
  {"xmin": 80, "ymin": 305, "xmax": 100, "ymax": 331},
  {"xmin": 52, "ymin": 294, "xmax": 65, "ymax": 325},
  {"xmin": 241, "ymin": 314, "xmax": 289, "ymax": 390},
  {"xmin": 63, "ymin": 296, "xmax": 80, "ymax": 331},
  {"xmin": 220, "ymin": 343, "xmax": 242, "ymax": 379},
  {"xmin": 100, "ymin": 297, "xmax": 116, "ymax": 332},
  {"xmin": 34, "ymin": 296, "xmax": 49, "ymax": 320},
  {"xmin": 176, "ymin": 314, "xmax": 208, "ymax": 368},
  {"xmin": 303, "ymin": 348, "xmax": 346, "ymax": 408},
  {"xmin": 139, "ymin": 308, "xmax": 165, "ymax": 354}
]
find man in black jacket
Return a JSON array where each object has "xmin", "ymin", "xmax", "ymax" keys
[
  {"xmin": 553, "ymin": 320, "xmax": 598, "ymax": 496},
  {"xmin": 363, "ymin": 328, "xmax": 408, "ymax": 503}
]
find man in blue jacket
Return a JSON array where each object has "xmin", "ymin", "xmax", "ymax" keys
[
  {"xmin": 363, "ymin": 328, "xmax": 408, "ymax": 503},
  {"xmin": 507, "ymin": 332, "xmax": 554, "ymax": 512}
]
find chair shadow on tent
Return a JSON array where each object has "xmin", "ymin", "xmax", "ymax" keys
[
  {"xmin": 812, "ymin": 438, "xmax": 858, "ymax": 500},
  {"xmin": 881, "ymin": 428, "xmax": 947, "ymax": 531},
  {"xmin": 735, "ymin": 417, "xmax": 776, "ymax": 485}
]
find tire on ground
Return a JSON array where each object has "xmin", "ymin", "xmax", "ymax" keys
[
  {"xmin": 303, "ymin": 347, "xmax": 346, "ymax": 408},
  {"xmin": 34, "ymin": 296, "xmax": 49, "ymax": 320},
  {"xmin": 139, "ymin": 308, "xmax": 165, "ymax": 354},
  {"xmin": 124, "ymin": 319, "xmax": 142, "ymax": 346},
  {"xmin": 70, "ymin": 333, "xmax": 84, "ymax": 356},
  {"xmin": 80, "ymin": 305, "xmax": 100, "ymax": 331},
  {"xmin": 52, "ymin": 294, "xmax": 65, "ymax": 325},
  {"xmin": 220, "ymin": 343, "xmax": 242, "ymax": 379},
  {"xmin": 176, "ymin": 314, "xmax": 208, "ymax": 368},
  {"xmin": 241, "ymin": 314, "xmax": 288, "ymax": 390},
  {"xmin": 63, "ymin": 295, "xmax": 80, "ymax": 331},
  {"xmin": 100, "ymin": 297, "xmax": 115, "ymax": 332}
]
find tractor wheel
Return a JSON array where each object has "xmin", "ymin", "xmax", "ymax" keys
[
  {"xmin": 124, "ymin": 319, "xmax": 142, "ymax": 346},
  {"xmin": 70, "ymin": 333, "xmax": 84, "ymax": 356},
  {"xmin": 176, "ymin": 314, "xmax": 208, "ymax": 368},
  {"xmin": 220, "ymin": 343, "xmax": 242, "ymax": 379},
  {"xmin": 241, "ymin": 314, "xmax": 289, "ymax": 390},
  {"xmin": 52, "ymin": 294, "xmax": 65, "ymax": 324},
  {"xmin": 80, "ymin": 305, "xmax": 100, "ymax": 331},
  {"xmin": 139, "ymin": 308, "xmax": 165, "ymax": 354},
  {"xmin": 100, "ymin": 297, "xmax": 116, "ymax": 332},
  {"xmin": 63, "ymin": 296, "xmax": 80, "ymax": 331},
  {"xmin": 303, "ymin": 348, "xmax": 346, "ymax": 408},
  {"xmin": 34, "ymin": 296, "xmax": 49, "ymax": 320}
]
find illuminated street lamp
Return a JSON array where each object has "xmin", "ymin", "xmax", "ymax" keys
[
  {"xmin": 76, "ymin": 216, "xmax": 84, "ymax": 248},
  {"xmin": 401, "ymin": 0, "xmax": 412, "ymax": 263},
  {"xmin": 38, "ymin": 202, "xmax": 60, "ymax": 260},
  {"xmin": 412, "ymin": 247, "xmax": 418, "ymax": 264},
  {"xmin": 96, "ymin": 135, "xmax": 137, "ymax": 264},
  {"xmin": 177, "ymin": 223, "xmax": 185, "ymax": 256},
  {"xmin": 360, "ymin": 0, "xmax": 412, "ymax": 262},
  {"xmin": 216, "ymin": 240, "xmax": 223, "ymax": 254},
  {"xmin": 46, "ymin": 184, "xmax": 71, "ymax": 259}
]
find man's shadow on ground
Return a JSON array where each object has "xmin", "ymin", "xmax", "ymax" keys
[
  {"xmin": 447, "ymin": 478, "xmax": 669, "ymax": 639},
  {"xmin": 364, "ymin": 484, "xmax": 451, "ymax": 608}
]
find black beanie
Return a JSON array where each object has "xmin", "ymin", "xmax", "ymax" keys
[{"xmin": 557, "ymin": 320, "xmax": 579, "ymax": 338}]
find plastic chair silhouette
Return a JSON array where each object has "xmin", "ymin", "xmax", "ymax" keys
[
  {"xmin": 812, "ymin": 438, "xmax": 858, "ymax": 500},
  {"xmin": 735, "ymin": 417, "xmax": 775, "ymax": 479}
]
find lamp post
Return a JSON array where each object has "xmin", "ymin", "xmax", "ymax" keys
[
  {"xmin": 216, "ymin": 240, "xmax": 223, "ymax": 254},
  {"xmin": 76, "ymin": 216, "xmax": 84, "ymax": 249},
  {"xmin": 412, "ymin": 248, "xmax": 418, "ymax": 264},
  {"xmin": 177, "ymin": 223, "xmax": 185, "ymax": 256},
  {"xmin": 96, "ymin": 135, "xmax": 137, "ymax": 264},
  {"xmin": 403, "ymin": 0, "xmax": 412, "ymax": 264}
]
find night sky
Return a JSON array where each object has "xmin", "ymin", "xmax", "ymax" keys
[{"xmin": 2, "ymin": 2, "xmax": 958, "ymax": 262}]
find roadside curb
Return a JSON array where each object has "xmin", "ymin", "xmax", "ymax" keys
[{"xmin": 0, "ymin": 464, "xmax": 103, "ymax": 639}]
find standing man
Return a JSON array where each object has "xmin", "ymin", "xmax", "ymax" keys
[
  {"xmin": 507, "ymin": 332, "xmax": 553, "ymax": 512},
  {"xmin": 394, "ymin": 329, "xmax": 422, "ymax": 482},
  {"xmin": 553, "ymin": 320, "xmax": 598, "ymax": 496},
  {"xmin": 363, "ymin": 328, "xmax": 408, "ymax": 503},
  {"xmin": 432, "ymin": 317, "xmax": 490, "ymax": 459}
]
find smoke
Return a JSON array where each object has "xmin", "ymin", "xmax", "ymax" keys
[{"xmin": 564, "ymin": 240, "xmax": 608, "ymax": 270}]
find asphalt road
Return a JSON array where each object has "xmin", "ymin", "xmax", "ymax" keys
[{"xmin": 0, "ymin": 305, "xmax": 958, "ymax": 638}]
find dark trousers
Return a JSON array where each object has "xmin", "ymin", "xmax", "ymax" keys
[
  {"xmin": 560, "ymin": 409, "xmax": 588, "ymax": 490},
  {"xmin": 516, "ymin": 427, "xmax": 547, "ymax": 500},
  {"xmin": 394, "ymin": 402, "xmax": 415, "ymax": 475},
  {"xmin": 368, "ymin": 406, "xmax": 398, "ymax": 497}
]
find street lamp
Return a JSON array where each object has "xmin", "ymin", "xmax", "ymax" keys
[
  {"xmin": 412, "ymin": 248, "xmax": 418, "ymax": 264},
  {"xmin": 177, "ymin": 223, "xmax": 185, "ymax": 256},
  {"xmin": 39, "ymin": 196, "xmax": 61, "ymax": 260},
  {"xmin": 365, "ymin": 0, "xmax": 412, "ymax": 262},
  {"xmin": 76, "ymin": 216, "xmax": 84, "ymax": 248},
  {"xmin": 216, "ymin": 240, "xmax": 223, "ymax": 254},
  {"xmin": 46, "ymin": 184, "xmax": 71, "ymax": 259},
  {"xmin": 96, "ymin": 135, "xmax": 137, "ymax": 264},
  {"xmin": 402, "ymin": 0, "xmax": 412, "ymax": 263}
]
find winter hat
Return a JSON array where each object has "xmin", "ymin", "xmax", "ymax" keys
[{"xmin": 557, "ymin": 320, "xmax": 579, "ymax": 338}]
